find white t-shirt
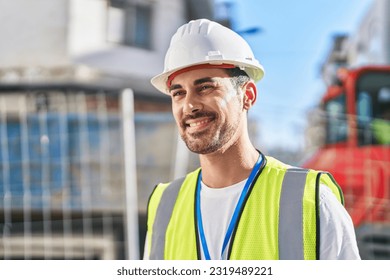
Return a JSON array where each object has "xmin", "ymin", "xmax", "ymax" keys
[{"xmin": 144, "ymin": 180, "xmax": 361, "ymax": 260}]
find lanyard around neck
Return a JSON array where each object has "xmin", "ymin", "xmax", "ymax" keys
[{"xmin": 196, "ymin": 153, "xmax": 263, "ymax": 260}]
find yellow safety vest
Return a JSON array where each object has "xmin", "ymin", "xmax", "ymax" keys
[{"xmin": 146, "ymin": 156, "xmax": 344, "ymax": 260}]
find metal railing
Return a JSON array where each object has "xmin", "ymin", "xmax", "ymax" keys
[{"xmin": 0, "ymin": 83, "xmax": 139, "ymax": 259}]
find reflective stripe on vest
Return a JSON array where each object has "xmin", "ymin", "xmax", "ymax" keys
[
  {"xmin": 148, "ymin": 170, "xmax": 200, "ymax": 260},
  {"xmin": 278, "ymin": 168, "xmax": 308, "ymax": 259},
  {"xmin": 149, "ymin": 177, "xmax": 185, "ymax": 259},
  {"xmin": 147, "ymin": 157, "xmax": 343, "ymax": 260}
]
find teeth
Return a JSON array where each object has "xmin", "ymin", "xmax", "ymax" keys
[{"xmin": 188, "ymin": 119, "xmax": 209, "ymax": 127}]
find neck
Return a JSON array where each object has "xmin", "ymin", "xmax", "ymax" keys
[{"xmin": 199, "ymin": 139, "xmax": 259, "ymax": 188}]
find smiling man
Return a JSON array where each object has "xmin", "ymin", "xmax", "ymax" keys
[{"xmin": 144, "ymin": 19, "xmax": 360, "ymax": 260}]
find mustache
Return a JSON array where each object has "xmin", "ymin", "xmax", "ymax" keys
[{"xmin": 181, "ymin": 111, "xmax": 217, "ymax": 126}]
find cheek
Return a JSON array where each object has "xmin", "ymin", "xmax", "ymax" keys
[
  {"xmin": 171, "ymin": 101, "xmax": 180, "ymax": 115},
  {"xmin": 171, "ymin": 104, "xmax": 183, "ymax": 124}
]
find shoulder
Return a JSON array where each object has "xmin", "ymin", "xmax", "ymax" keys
[
  {"xmin": 318, "ymin": 184, "xmax": 361, "ymax": 259},
  {"xmin": 318, "ymin": 183, "xmax": 355, "ymax": 241},
  {"xmin": 264, "ymin": 156, "xmax": 292, "ymax": 171},
  {"xmin": 153, "ymin": 168, "xmax": 200, "ymax": 191},
  {"xmin": 318, "ymin": 184, "xmax": 347, "ymax": 214},
  {"xmin": 149, "ymin": 168, "xmax": 201, "ymax": 202}
]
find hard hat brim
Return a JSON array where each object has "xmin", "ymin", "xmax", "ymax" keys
[{"xmin": 151, "ymin": 60, "xmax": 265, "ymax": 95}]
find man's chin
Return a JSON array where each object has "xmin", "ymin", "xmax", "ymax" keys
[{"xmin": 184, "ymin": 139, "xmax": 221, "ymax": 155}]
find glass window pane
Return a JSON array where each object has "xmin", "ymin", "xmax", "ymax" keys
[
  {"xmin": 325, "ymin": 94, "xmax": 348, "ymax": 144},
  {"xmin": 356, "ymin": 72, "xmax": 390, "ymax": 146},
  {"xmin": 107, "ymin": 0, "xmax": 152, "ymax": 49}
]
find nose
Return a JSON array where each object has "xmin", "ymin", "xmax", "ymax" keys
[{"xmin": 183, "ymin": 93, "xmax": 203, "ymax": 115}]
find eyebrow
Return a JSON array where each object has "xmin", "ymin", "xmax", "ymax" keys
[
  {"xmin": 194, "ymin": 77, "xmax": 215, "ymax": 85},
  {"xmin": 168, "ymin": 77, "xmax": 216, "ymax": 92},
  {"xmin": 168, "ymin": 84, "xmax": 182, "ymax": 92}
]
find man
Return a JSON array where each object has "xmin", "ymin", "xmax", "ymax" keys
[{"xmin": 144, "ymin": 19, "xmax": 360, "ymax": 260}]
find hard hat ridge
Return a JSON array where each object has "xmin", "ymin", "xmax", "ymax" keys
[{"xmin": 180, "ymin": 18, "xmax": 212, "ymax": 36}]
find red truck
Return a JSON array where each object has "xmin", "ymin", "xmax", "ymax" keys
[{"xmin": 302, "ymin": 65, "xmax": 390, "ymax": 259}]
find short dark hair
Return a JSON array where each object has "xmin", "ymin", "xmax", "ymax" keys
[{"xmin": 224, "ymin": 67, "xmax": 250, "ymax": 89}]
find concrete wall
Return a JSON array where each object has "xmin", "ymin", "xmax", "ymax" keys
[
  {"xmin": 0, "ymin": 0, "xmax": 69, "ymax": 67},
  {"xmin": 0, "ymin": 0, "xmax": 188, "ymax": 95}
]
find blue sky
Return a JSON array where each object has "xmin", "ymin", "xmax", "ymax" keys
[{"xmin": 218, "ymin": 0, "xmax": 373, "ymax": 151}]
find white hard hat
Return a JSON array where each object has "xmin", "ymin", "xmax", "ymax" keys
[{"xmin": 151, "ymin": 18, "xmax": 265, "ymax": 94}]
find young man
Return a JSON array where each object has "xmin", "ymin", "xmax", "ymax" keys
[{"xmin": 144, "ymin": 19, "xmax": 360, "ymax": 260}]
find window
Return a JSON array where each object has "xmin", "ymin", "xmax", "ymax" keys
[
  {"xmin": 325, "ymin": 94, "xmax": 348, "ymax": 144},
  {"xmin": 356, "ymin": 91, "xmax": 374, "ymax": 145},
  {"xmin": 107, "ymin": 0, "xmax": 153, "ymax": 49},
  {"xmin": 356, "ymin": 72, "xmax": 390, "ymax": 146}
]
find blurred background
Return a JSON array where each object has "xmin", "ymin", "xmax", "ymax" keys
[{"xmin": 0, "ymin": 0, "xmax": 389, "ymax": 260}]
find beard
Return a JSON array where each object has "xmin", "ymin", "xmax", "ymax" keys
[{"xmin": 179, "ymin": 111, "xmax": 241, "ymax": 154}]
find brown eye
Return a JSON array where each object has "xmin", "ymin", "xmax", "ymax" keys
[
  {"xmin": 198, "ymin": 84, "xmax": 214, "ymax": 93},
  {"xmin": 172, "ymin": 90, "xmax": 186, "ymax": 98}
]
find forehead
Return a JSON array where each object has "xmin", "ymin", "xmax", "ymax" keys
[{"xmin": 170, "ymin": 68, "xmax": 230, "ymax": 86}]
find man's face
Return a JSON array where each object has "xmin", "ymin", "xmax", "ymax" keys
[{"xmin": 168, "ymin": 68, "xmax": 246, "ymax": 154}]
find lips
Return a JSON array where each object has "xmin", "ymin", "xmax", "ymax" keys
[
  {"xmin": 182, "ymin": 112, "xmax": 216, "ymax": 131},
  {"xmin": 186, "ymin": 118, "xmax": 212, "ymax": 127}
]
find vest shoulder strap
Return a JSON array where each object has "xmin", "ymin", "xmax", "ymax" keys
[
  {"xmin": 149, "ymin": 176, "xmax": 185, "ymax": 259},
  {"xmin": 318, "ymin": 172, "xmax": 344, "ymax": 205}
]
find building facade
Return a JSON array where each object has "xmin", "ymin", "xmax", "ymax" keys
[{"xmin": 0, "ymin": 0, "xmax": 216, "ymax": 259}]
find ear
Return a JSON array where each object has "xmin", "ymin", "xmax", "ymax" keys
[{"xmin": 243, "ymin": 81, "xmax": 257, "ymax": 110}]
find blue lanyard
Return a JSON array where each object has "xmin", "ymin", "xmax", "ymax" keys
[{"xmin": 196, "ymin": 153, "xmax": 263, "ymax": 260}]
